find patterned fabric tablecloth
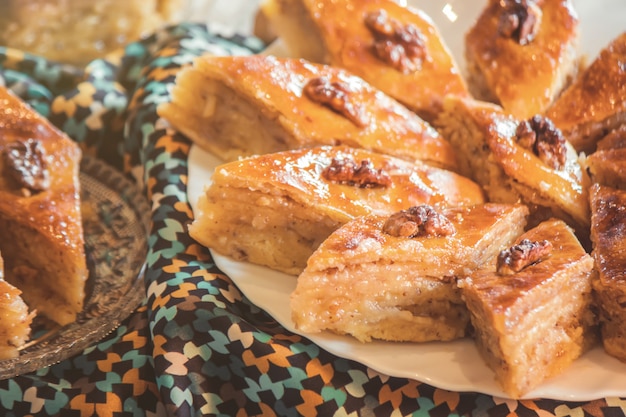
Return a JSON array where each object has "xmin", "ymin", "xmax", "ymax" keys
[{"xmin": 0, "ymin": 23, "xmax": 624, "ymax": 417}]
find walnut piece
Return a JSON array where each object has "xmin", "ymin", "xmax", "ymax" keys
[
  {"xmin": 364, "ymin": 9, "xmax": 429, "ymax": 74},
  {"xmin": 2, "ymin": 138, "xmax": 50, "ymax": 196},
  {"xmin": 515, "ymin": 115, "xmax": 567, "ymax": 170},
  {"xmin": 496, "ymin": 238, "xmax": 553, "ymax": 275},
  {"xmin": 323, "ymin": 156, "xmax": 392, "ymax": 188},
  {"xmin": 303, "ymin": 77, "xmax": 368, "ymax": 127},
  {"xmin": 498, "ymin": 0, "xmax": 543, "ymax": 45},
  {"xmin": 382, "ymin": 205, "xmax": 456, "ymax": 238}
]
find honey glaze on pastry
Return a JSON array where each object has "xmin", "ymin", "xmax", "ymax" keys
[
  {"xmin": 590, "ymin": 183, "xmax": 626, "ymax": 362},
  {"xmin": 465, "ymin": 0, "xmax": 580, "ymax": 119},
  {"xmin": 0, "ymin": 86, "xmax": 87, "ymax": 326},
  {"xmin": 546, "ymin": 31, "xmax": 626, "ymax": 154},
  {"xmin": 436, "ymin": 96, "xmax": 591, "ymax": 241},
  {"xmin": 290, "ymin": 203, "xmax": 529, "ymax": 343},
  {"xmin": 158, "ymin": 54, "xmax": 458, "ymax": 171},
  {"xmin": 260, "ymin": 0, "xmax": 469, "ymax": 123},
  {"xmin": 460, "ymin": 218, "xmax": 596, "ymax": 399},
  {"xmin": 585, "ymin": 150, "xmax": 626, "ymax": 191},
  {"xmin": 188, "ymin": 146, "xmax": 485, "ymax": 275}
]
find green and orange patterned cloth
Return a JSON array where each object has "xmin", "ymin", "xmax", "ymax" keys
[{"xmin": 0, "ymin": 23, "xmax": 623, "ymax": 417}]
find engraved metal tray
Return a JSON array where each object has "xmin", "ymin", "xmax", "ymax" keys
[{"xmin": 0, "ymin": 156, "xmax": 150, "ymax": 380}]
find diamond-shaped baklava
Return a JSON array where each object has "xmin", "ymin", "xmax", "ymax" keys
[
  {"xmin": 259, "ymin": 0, "xmax": 469, "ymax": 123},
  {"xmin": 158, "ymin": 54, "xmax": 458, "ymax": 170},
  {"xmin": 465, "ymin": 0, "xmax": 580, "ymax": 119},
  {"xmin": 460, "ymin": 218, "xmax": 596, "ymax": 398}
]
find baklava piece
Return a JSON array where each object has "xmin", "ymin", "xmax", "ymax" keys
[
  {"xmin": 586, "ymin": 155, "xmax": 626, "ymax": 190},
  {"xmin": 158, "ymin": 54, "xmax": 458, "ymax": 171},
  {"xmin": 291, "ymin": 203, "xmax": 529, "ymax": 342},
  {"xmin": 0, "ymin": 253, "xmax": 34, "ymax": 359},
  {"xmin": 585, "ymin": 125, "xmax": 626, "ymax": 189},
  {"xmin": 590, "ymin": 183, "xmax": 626, "ymax": 362},
  {"xmin": 465, "ymin": 0, "xmax": 580, "ymax": 119},
  {"xmin": 260, "ymin": 0, "xmax": 469, "ymax": 123},
  {"xmin": 436, "ymin": 96, "xmax": 590, "ymax": 239},
  {"xmin": 546, "ymin": 32, "xmax": 626, "ymax": 154},
  {"xmin": 189, "ymin": 146, "xmax": 485, "ymax": 275},
  {"xmin": 460, "ymin": 218, "xmax": 596, "ymax": 398},
  {"xmin": 596, "ymin": 124, "xmax": 626, "ymax": 150},
  {"xmin": 0, "ymin": 86, "xmax": 87, "ymax": 326},
  {"xmin": 0, "ymin": 0, "xmax": 184, "ymax": 65}
]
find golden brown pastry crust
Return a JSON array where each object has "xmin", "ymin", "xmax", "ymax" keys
[
  {"xmin": 159, "ymin": 54, "xmax": 458, "ymax": 171},
  {"xmin": 546, "ymin": 31, "xmax": 626, "ymax": 154},
  {"xmin": 465, "ymin": 0, "xmax": 580, "ymax": 119},
  {"xmin": 291, "ymin": 203, "xmax": 529, "ymax": 342},
  {"xmin": 586, "ymin": 124, "xmax": 626, "ymax": 188},
  {"xmin": 586, "ymin": 149, "xmax": 626, "ymax": 189},
  {"xmin": 590, "ymin": 183, "xmax": 626, "ymax": 362},
  {"xmin": 596, "ymin": 125, "xmax": 626, "ymax": 150},
  {"xmin": 189, "ymin": 145, "xmax": 485, "ymax": 275},
  {"xmin": 0, "ymin": 86, "xmax": 87, "ymax": 326},
  {"xmin": 461, "ymin": 218, "xmax": 596, "ymax": 398},
  {"xmin": 262, "ymin": 0, "xmax": 469, "ymax": 123}
]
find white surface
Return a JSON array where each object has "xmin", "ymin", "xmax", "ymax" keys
[
  {"xmin": 185, "ymin": 0, "xmax": 261, "ymax": 35},
  {"xmin": 187, "ymin": 0, "xmax": 626, "ymax": 401}
]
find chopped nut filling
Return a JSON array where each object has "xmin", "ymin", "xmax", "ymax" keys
[
  {"xmin": 515, "ymin": 115, "xmax": 567, "ymax": 170},
  {"xmin": 497, "ymin": 238, "xmax": 553, "ymax": 275},
  {"xmin": 364, "ymin": 9, "xmax": 429, "ymax": 74},
  {"xmin": 303, "ymin": 77, "xmax": 368, "ymax": 127},
  {"xmin": 498, "ymin": 0, "xmax": 543, "ymax": 45},
  {"xmin": 322, "ymin": 156, "xmax": 391, "ymax": 188},
  {"xmin": 2, "ymin": 138, "xmax": 50, "ymax": 196},
  {"xmin": 382, "ymin": 205, "xmax": 456, "ymax": 238}
]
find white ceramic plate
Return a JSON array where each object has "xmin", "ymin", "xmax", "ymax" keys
[{"xmin": 188, "ymin": 0, "xmax": 626, "ymax": 401}]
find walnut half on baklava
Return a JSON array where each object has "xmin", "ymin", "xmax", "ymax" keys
[
  {"xmin": 188, "ymin": 146, "xmax": 485, "ymax": 275},
  {"xmin": 291, "ymin": 203, "xmax": 529, "ymax": 343},
  {"xmin": 460, "ymin": 218, "xmax": 596, "ymax": 398}
]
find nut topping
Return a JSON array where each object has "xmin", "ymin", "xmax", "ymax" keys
[
  {"xmin": 303, "ymin": 77, "xmax": 368, "ymax": 127},
  {"xmin": 322, "ymin": 156, "xmax": 391, "ymax": 188},
  {"xmin": 515, "ymin": 115, "xmax": 567, "ymax": 170},
  {"xmin": 382, "ymin": 205, "xmax": 456, "ymax": 238},
  {"xmin": 2, "ymin": 138, "xmax": 50, "ymax": 196},
  {"xmin": 498, "ymin": 0, "xmax": 543, "ymax": 45},
  {"xmin": 364, "ymin": 9, "xmax": 429, "ymax": 74},
  {"xmin": 497, "ymin": 238, "xmax": 553, "ymax": 275}
]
